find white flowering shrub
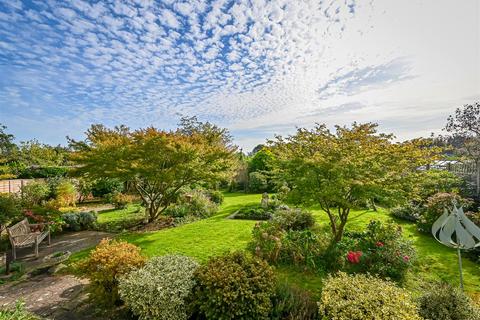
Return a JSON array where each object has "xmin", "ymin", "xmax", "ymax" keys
[{"xmin": 118, "ymin": 255, "xmax": 199, "ymax": 320}]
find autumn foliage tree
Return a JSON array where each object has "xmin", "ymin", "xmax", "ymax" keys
[
  {"xmin": 270, "ymin": 123, "xmax": 438, "ymax": 242},
  {"xmin": 69, "ymin": 118, "xmax": 236, "ymax": 222}
]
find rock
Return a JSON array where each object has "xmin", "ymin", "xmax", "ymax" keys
[{"xmin": 48, "ymin": 263, "xmax": 67, "ymax": 275}]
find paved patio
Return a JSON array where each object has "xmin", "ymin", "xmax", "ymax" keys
[
  {"xmin": 0, "ymin": 230, "xmax": 115, "ymax": 319},
  {"xmin": 13, "ymin": 230, "xmax": 113, "ymax": 271}
]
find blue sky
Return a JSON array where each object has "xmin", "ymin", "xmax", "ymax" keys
[{"xmin": 0, "ymin": 0, "xmax": 479, "ymax": 151}]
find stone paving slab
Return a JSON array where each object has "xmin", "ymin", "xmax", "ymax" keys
[
  {"xmin": 0, "ymin": 230, "xmax": 115, "ymax": 319},
  {"xmin": 0, "ymin": 274, "xmax": 89, "ymax": 319}
]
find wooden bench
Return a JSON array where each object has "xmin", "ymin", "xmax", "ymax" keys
[{"xmin": 7, "ymin": 218, "xmax": 50, "ymax": 260}]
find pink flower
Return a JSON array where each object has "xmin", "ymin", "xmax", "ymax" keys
[
  {"xmin": 347, "ymin": 251, "xmax": 363, "ymax": 264},
  {"xmin": 403, "ymin": 255, "xmax": 410, "ymax": 262}
]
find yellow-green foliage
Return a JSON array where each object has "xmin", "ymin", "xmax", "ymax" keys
[
  {"xmin": 81, "ymin": 239, "xmax": 146, "ymax": 305},
  {"xmin": 55, "ymin": 180, "xmax": 76, "ymax": 207},
  {"xmin": 194, "ymin": 251, "xmax": 275, "ymax": 320},
  {"xmin": 119, "ymin": 255, "xmax": 199, "ymax": 320},
  {"xmin": 418, "ymin": 282, "xmax": 480, "ymax": 320},
  {"xmin": 109, "ymin": 192, "xmax": 136, "ymax": 209},
  {"xmin": 0, "ymin": 301, "xmax": 40, "ymax": 320},
  {"xmin": 319, "ymin": 272, "xmax": 421, "ymax": 320}
]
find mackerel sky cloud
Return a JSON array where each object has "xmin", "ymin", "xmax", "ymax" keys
[{"xmin": 0, "ymin": 0, "xmax": 478, "ymax": 151}]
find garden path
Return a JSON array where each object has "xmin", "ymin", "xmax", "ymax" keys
[
  {"xmin": 15, "ymin": 230, "xmax": 113, "ymax": 271},
  {"xmin": 0, "ymin": 274, "xmax": 90, "ymax": 319},
  {"xmin": 1, "ymin": 230, "xmax": 114, "ymax": 319}
]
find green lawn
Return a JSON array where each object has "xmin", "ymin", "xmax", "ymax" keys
[
  {"xmin": 121, "ymin": 193, "xmax": 260, "ymax": 260},
  {"xmin": 74, "ymin": 192, "xmax": 480, "ymax": 297},
  {"xmin": 95, "ymin": 204, "xmax": 145, "ymax": 232}
]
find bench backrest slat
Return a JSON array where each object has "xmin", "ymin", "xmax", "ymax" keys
[{"xmin": 7, "ymin": 219, "xmax": 30, "ymax": 238}]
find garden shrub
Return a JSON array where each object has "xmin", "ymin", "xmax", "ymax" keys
[
  {"xmin": 165, "ymin": 191, "xmax": 217, "ymax": 218},
  {"xmin": 206, "ymin": 189, "xmax": 224, "ymax": 204},
  {"xmin": 18, "ymin": 166, "xmax": 68, "ymax": 179},
  {"xmin": 62, "ymin": 211, "xmax": 97, "ymax": 231},
  {"xmin": 20, "ymin": 181, "xmax": 50, "ymax": 208},
  {"xmin": 418, "ymin": 282, "xmax": 480, "ymax": 320},
  {"xmin": 465, "ymin": 211, "xmax": 480, "ymax": 263},
  {"xmin": 414, "ymin": 170, "xmax": 463, "ymax": 202},
  {"xmin": 81, "ymin": 239, "xmax": 146, "ymax": 306},
  {"xmin": 194, "ymin": 251, "xmax": 275, "ymax": 320},
  {"xmin": 78, "ymin": 211, "xmax": 97, "ymax": 228},
  {"xmin": 0, "ymin": 301, "xmax": 41, "ymax": 320},
  {"xmin": 250, "ymin": 218, "xmax": 327, "ymax": 269},
  {"xmin": 187, "ymin": 191, "xmax": 218, "ymax": 217},
  {"xmin": 91, "ymin": 178, "xmax": 124, "ymax": 198},
  {"xmin": 249, "ymin": 171, "xmax": 269, "ymax": 193},
  {"xmin": 271, "ymin": 207, "xmax": 315, "ymax": 231},
  {"xmin": 342, "ymin": 220, "xmax": 415, "ymax": 282},
  {"xmin": 467, "ymin": 210, "xmax": 480, "ymax": 226},
  {"xmin": 234, "ymin": 204, "xmax": 272, "ymax": 220},
  {"xmin": 54, "ymin": 180, "xmax": 76, "ymax": 207},
  {"xmin": 25, "ymin": 205, "xmax": 65, "ymax": 233},
  {"xmin": 107, "ymin": 192, "xmax": 135, "ymax": 209},
  {"xmin": 61, "ymin": 213, "xmax": 80, "ymax": 231},
  {"xmin": 417, "ymin": 192, "xmax": 472, "ymax": 233},
  {"xmin": 280, "ymin": 229, "xmax": 327, "ymax": 269},
  {"xmin": 0, "ymin": 193, "xmax": 22, "ymax": 231},
  {"xmin": 75, "ymin": 177, "xmax": 93, "ymax": 203},
  {"xmin": 251, "ymin": 221, "xmax": 285, "ymax": 263},
  {"xmin": 390, "ymin": 202, "xmax": 424, "ymax": 222},
  {"xmin": 270, "ymin": 282, "xmax": 318, "ymax": 320},
  {"xmin": 318, "ymin": 272, "xmax": 421, "ymax": 320},
  {"xmin": 119, "ymin": 255, "xmax": 199, "ymax": 320}
]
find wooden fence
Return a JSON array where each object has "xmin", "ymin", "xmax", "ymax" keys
[
  {"xmin": 444, "ymin": 161, "xmax": 479, "ymax": 196},
  {"xmin": 0, "ymin": 179, "xmax": 41, "ymax": 194},
  {"xmin": 448, "ymin": 162, "xmax": 477, "ymax": 175}
]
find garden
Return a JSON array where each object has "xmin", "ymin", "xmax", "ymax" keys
[{"xmin": 0, "ymin": 105, "xmax": 480, "ymax": 320}]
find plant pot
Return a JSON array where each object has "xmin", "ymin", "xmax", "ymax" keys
[{"xmin": 42, "ymin": 251, "xmax": 71, "ymax": 265}]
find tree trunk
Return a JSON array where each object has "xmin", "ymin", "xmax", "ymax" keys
[
  {"xmin": 334, "ymin": 217, "xmax": 348, "ymax": 242},
  {"xmin": 333, "ymin": 208, "xmax": 350, "ymax": 242},
  {"xmin": 324, "ymin": 207, "xmax": 350, "ymax": 242},
  {"xmin": 147, "ymin": 204, "xmax": 157, "ymax": 223}
]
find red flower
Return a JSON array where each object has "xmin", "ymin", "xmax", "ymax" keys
[
  {"xmin": 403, "ymin": 255, "xmax": 410, "ymax": 262},
  {"xmin": 375, "ymin": 241, "xmax": 384, "ymax": 247},
  {"xmin": 347, "ymin": 251, "xmax": 363, "ymax": 264}
]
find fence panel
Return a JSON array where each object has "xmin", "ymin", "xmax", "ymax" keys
[{"xmin": 0, "ymin": 179, "xmax": 40, "ymax": 194}]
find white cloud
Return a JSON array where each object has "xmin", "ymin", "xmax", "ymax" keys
[
  {"xmin": 0, "ymin": 0, "xmax": 478, "ymax": 151},
  {"xmin": 160, "ymin": 8, "xmax": 181, "ymax": 29}
]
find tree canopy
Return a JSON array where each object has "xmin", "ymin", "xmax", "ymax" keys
[
  {"xmin": 445, "ymin": 102, "xmax": 480, "ymax": 197},
  {"xmin": 69, "ymin": 119, "xmax": 236, "ymax": 222},
  {"xmin": 269, "ymin": 122, "xmax": 439, "ymax": 241}
]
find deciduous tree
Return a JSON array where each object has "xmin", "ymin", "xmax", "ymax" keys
[
  {"xmin": 270, "ymin": 122, "xmax": 438, "ymax": 242},
  {"xmin": 69, "ymin": 119, "xmax": 236, "ymax": 222}
]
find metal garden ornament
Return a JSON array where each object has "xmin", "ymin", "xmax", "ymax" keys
[{"xmin": 432, "ymin": 204, "xmax": 480, "ymax": 290}]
